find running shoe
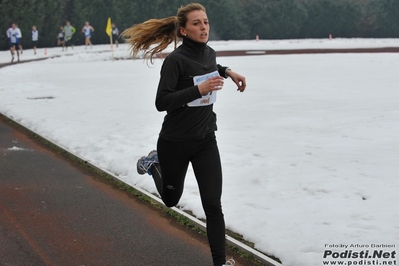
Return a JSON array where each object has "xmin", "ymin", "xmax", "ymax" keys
[
  {"xmin": 137, "ymin": 150, "xmax": 158, "ymax": 175},
  {"xmin": 223, "ymin": 258, "xmax": 235, "ymax": 266}
]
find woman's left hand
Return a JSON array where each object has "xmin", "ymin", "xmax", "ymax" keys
[{"xmin": 226, "ymin": 70, "xmax": 246, "ymax": 92}]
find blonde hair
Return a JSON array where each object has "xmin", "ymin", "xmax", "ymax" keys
[{"xmin": 121, "ymin": 3, "xmax": 206, "ymax": 63}]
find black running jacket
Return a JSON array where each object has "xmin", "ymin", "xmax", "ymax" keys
[{"xmin": 156, "ymin": 37, "xmax": 229, "ymax": 141}]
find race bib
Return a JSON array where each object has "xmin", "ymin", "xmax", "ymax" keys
[{"xmin": 187, "ymin": 70, "xmax": 219, "ymax": 107}]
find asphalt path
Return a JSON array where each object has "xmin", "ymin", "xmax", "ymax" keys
[{"xmin": 0, "ymin": 116, "xmax": 256, "ymax": 266}]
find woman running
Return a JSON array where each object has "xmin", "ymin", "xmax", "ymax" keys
[
  {"xmin": 122, "ymin": 3, "xmax": 246, "ymax": 266},
  {"xmin": 82, "ymin": 21, "xmax": 94, "ymax": 49}
]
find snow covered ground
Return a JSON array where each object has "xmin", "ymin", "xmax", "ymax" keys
[{"xmin": 1, "ymin": 39, "xmax": 398, "ymax": 266}]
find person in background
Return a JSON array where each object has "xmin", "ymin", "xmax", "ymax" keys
[
  {"xmin": 57, "ymin": 26, "xmax": 65, "ymax": 51},
  {"xmin": 82, "ymin": 21, "xmax": 94, "ymax": 49},
  {"xmin": 14, "ymin": 24, "xmax": 23, "ymax": 54},
  {"xmin": 111, "ymin": 23, "xmax": 119, "ymax": 47},
  {"xmin": 64, "ymin": 21, "xmax": 76, "ymax": 50},
  {"xmin": 122, "ymin": 3, "xmax": 246, "ymax": 266},
  {"xmin": 6, "ymin": 23, "xmax": 20, "ymax": 62},
  {"xmin": 31, "ymin": 25, "xmax": 38, "ymax": 55}
]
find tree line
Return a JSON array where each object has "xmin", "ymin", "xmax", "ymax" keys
[{"xmin": 1, "ymin": 0, "xmax": 398, "ymax": 51}]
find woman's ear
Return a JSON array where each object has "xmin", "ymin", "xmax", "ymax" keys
[{"xmin": 180, "ymin": 27, "xmax": 186, "ymax": 37}]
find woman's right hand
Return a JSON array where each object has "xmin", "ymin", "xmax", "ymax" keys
[{"xmin": 197, "ymin": 76, "xmax": 224, "ymax": 95}]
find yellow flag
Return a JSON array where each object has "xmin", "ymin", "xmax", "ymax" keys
[{"xmin": 106, "ymin": 17, "xmax": 112, "ymax": 37}]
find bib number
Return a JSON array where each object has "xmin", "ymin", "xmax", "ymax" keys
[{"xmin": 187, "ymin": 70, "xmax": 219, "ymax": 107}]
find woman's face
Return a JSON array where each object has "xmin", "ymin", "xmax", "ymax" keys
[{"xmin": 180, "ymin": 10, "xmax": 209, "ymax": 43}]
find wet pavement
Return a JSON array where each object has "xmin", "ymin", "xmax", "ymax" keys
[{"xmin": 0, "ymin": 116, "xmax": 255, "ymax": 266}]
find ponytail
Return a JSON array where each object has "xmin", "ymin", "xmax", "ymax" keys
[
  {"xmin": 121, "ymin": 16, "xmax": 178, "ymax": 63},
  {"xmin": 121, "ymin": 3, "xmax": 206, "ymax": 64}
]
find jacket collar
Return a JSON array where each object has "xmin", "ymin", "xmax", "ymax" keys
[{"xmin": 182, "ymin": 37, "xmax": 207, "ymax": 53}]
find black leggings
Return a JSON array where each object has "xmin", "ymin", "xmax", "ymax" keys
[{"xmin": 150, "ymin": 133, "xmax": 226, "ymax": 266}]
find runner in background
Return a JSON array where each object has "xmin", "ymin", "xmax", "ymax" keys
[
  {"xmin": 82, "ymin": 21, "xmax": 94, "ymax": 49},
  {"xmin": 31, "ymin": 25, "xmax": 38, "ymax": 55},
  {"xmin": 111, "ymin": 23, "xmax": 119, "ymax": 47},
  {"xmin": 6, "ymin": 23, "xmax": 20, "ymax": 62},
  {"xmin": 57, "ymin": 26, "xmax": 65, "ymax": 51},
  {"xmin": 64, "ymin": 21, "xmax": 76, "ymax": 50},
  {"xmin": 16, "ymin": 24, "xmax": 23, "ymax": 54}
]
